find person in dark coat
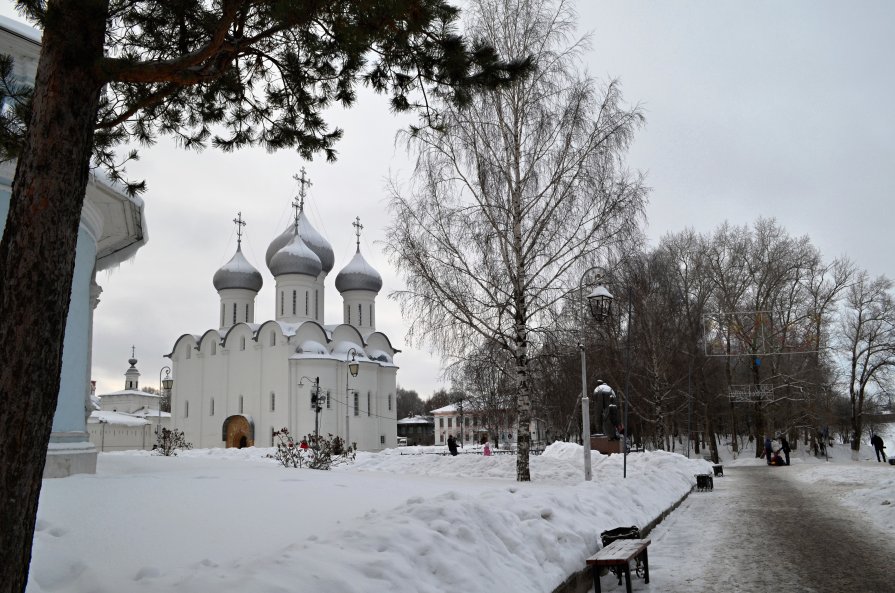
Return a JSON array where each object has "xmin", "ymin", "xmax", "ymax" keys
[
  {"xmin": 871, "ymin": 434, "xmax": 887, "ymax": 462},
  {"xmin": 764, "ymin": 435, "xmax": 773, "ymax": 465},
  {"xmin": 447, "ymin": 434, "xmax": 458, "ymax": 456},
  {"xmin": 779, "ymin": 435, "xmax": 791, "ymax": 466}
]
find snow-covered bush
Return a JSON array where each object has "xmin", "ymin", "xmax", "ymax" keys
[{"xmin": 154, "ymin": 428, "xmax": 193, "ymax": 456}]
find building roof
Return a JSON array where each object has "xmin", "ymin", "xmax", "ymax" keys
[
  {"xmin": 430, "ymin": 403, "xmax": 461, "ymax": 414},
  {"xmin": 397, "ymin": 415, "xmax": 434, "ymax": 425},
  {"xmin": 99, "ymin": 389, "xmax": 160, "ymax": 399},
  {"xmin": 88, "ymin": 410, "xmax": 150, "ymax": 427}
]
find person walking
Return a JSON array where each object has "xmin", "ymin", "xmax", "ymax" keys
[
  {"xmin": 871, "ymin": 434, "xmax": 887, "ymax": 462},
  {"xmin": 482, "ymin": 435, "xmax": 492, "ymax": 456},
  {"xmin": 764, "ymin": 435, "xmax": 773, "ymax": 465},
  {"xmin": 447, "ymin": 434, "xmax": 459, "ymax": 456},
  {"xmin": 779, "ymin": 434, "xmax": 791, "ymax": 466}
]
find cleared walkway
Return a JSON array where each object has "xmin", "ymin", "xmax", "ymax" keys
[{"xmin": 591, "ymin": 464, "xmax": 893, "ymax": 593}]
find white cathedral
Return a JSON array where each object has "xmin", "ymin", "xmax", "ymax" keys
[{"xmin": 167, "ymin": 174, "xmax": 399, "ymax": 451}]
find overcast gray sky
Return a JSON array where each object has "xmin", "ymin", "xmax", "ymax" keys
[{"xmin": 3, "ymin": 1, "xmax": 893, "ymax": 400}]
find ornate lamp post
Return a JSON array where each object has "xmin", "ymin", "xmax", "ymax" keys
[
  {"xmin": 579, "ymin": 268, "xmax": 613, "ymax": 481},
  {"xmin": 158, "ymin": 366, "xmax": 173, "ymax": 436},
  {"xmin": 345, "ymin": 348, "xmax": 359, "ymax": 446},
  {"xmin": 299, "ymin": 376, "xmax": 324, "ymax": 448}
]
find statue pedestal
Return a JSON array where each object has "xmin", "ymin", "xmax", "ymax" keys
[{"xmin": 590, "ymin": 434, "xmax": 623, "ymax": 455}]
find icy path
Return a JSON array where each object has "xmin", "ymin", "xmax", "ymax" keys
[{"xmin": 591, "ymin": 464, "xmax": 894, "ymax": 593}]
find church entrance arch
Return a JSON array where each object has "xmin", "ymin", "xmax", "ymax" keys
[{"xmin": 222, "ymin": 415, "xmax": 254, "ymax": 448}]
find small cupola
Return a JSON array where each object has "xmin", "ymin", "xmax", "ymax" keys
[
  {"xmin": 335, "ymin": 217, "xmax": 383, "ymax": 294},
  {"xmin": 213, "ymin": 246, "xmax": 263, "ymax": 293},
  {"xmin": 335, "ymin": 217, "xmax": 382, "ymax": 330},
  {"xmin": 124, "ymin": 347, "xmax": 140, "ymax": 390},
  {"xmin": 215, "ymin": 213, "xmax": 263, "ymax": 330}
]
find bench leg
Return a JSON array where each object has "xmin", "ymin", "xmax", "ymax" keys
[
  {"xmin": 623, "ymin": 563, "xmax": 632, "ymax": 593},
  {"xmin": 591, "ymin": 565, "xmax": 602, "ymax": 593},
  {"xmin": 642, "ymin": 548, "xmax": 650, "ymax": 584}
]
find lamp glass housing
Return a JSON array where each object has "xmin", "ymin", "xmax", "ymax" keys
[{"xmin": 587, "ymin": 284, "xmax": 614, "ymax": 321}]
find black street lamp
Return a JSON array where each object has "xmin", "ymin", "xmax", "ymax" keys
[
  {"xmin": 299, "ymin": 376, "xmax": 323, "ymax": 449},
  {"xmin": 345, "ymin": 348, "xmax": 359, "ymax": 446},
  {"xmin": 158, "ymin": 366, "xmax": 173, "ymax": 436},
  {"xmin": 578, "ymin": 267, "xmax": 614, "ymax": 481}
]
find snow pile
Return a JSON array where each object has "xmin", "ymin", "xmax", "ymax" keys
[{"xmin": 28, "ymin": 444, "xmax": 709, "ymax": 593}]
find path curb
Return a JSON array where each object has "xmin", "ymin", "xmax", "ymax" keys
[{"xmin": 549, "ymin": 487, "xmax": 694, "ymax": 593}]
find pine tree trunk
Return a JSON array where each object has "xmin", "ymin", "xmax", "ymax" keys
[{"xmin": 0, "ymin": 3, "xmax": 107, "ymax": 592}]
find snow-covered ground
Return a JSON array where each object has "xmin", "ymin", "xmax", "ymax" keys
[{"xmin": 28, "ymin": 431, "xmax": 894, "ymax": 593}]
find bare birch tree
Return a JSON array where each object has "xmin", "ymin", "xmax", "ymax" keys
[
  {"xmin": 385, "ymin": 0, "xmax": 646, "ymax": 480},
  {"xmin": 839, "ymin": 271, "xmax": 895, "ymax": 457}
]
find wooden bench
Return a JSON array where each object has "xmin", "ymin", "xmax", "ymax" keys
[{"xmin": 586, "ymin": 538, "xmax": 651, "ymax": 593}]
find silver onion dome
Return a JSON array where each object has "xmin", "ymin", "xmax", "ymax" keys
[
  {"xmin": 269, "ymin": 231, "xmax": 323, "ymax": 278},
  {"xmin": 213, "ymin": 246, "xmax": 264, "ymax": 292},
  {"xmin": 265, "ymin": 211, "xmax": 334, "ymax": 274},
  {"xmin": 334, "ymin": 249, "xmax": 383, "ymax": 293}
]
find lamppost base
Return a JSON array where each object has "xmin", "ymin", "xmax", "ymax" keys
[{"xmin": 590, "ymin": 434, "xmax": 623, "ymax": 455}]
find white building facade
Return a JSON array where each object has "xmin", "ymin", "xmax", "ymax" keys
[
  {"xmin": 87, "ymin": 355, "xmax": 172, "ymax": 452},
  {"xmin": 0, "ymin": 17, "xmax": 148, "ymax": 477},
  {"xmin": 168, "ymin": 193, "xmax": 399, "ymax": 451},
  {"xmin": 430, "ymin": 402, "xmax": 547, "ymax": 450}
]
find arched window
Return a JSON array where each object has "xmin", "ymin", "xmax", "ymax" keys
[
  {"xmin": 367, "ymin": 391, "xmax": 371, "ymax": 417},
  {"xmin": 359, "ymin": 304, "xmax": 363, "ymax": 326},
  {"xmin": 232, "ymin": 303, "xmax": 237, "ymax": 325},
  {"xmin": 270, "ymin": 332, "xmax": 276, "ymax": 346},
  {"xmin": 240, "ymin": 337, "xmax": 246, "ymax": 351},
  {"xmin": 315, "ymin": 290, "xmax": 319, "ymax": 320},
  {"xmin": 326, "ymin": 390, "xmax": 331, "ymax": 409},
  {"xmin": 220, "ymin": 303, "xmax": 225, "ymax": 327},
  {"xmin": 210, "ymin": 398, "xmax": 215, "ymax": 416},
  {"xmin": 292, "ymin": 290, "xmax": 296, "ymax": 315},
  {"xmin": 305, "ymin": 291, "xmax": 309, "ymax": 315},
  {"xmin": 346, "ymin": 304, "xmax": 350, "ymax": 324},
  {"xmin": 353, "ymin": 392, "xmax": 359, "ymax": 416},
  {"xmin": 245, "ymin": 303, "xmax": 249, "ymax": 322},
  {"xmin": 280, "ymin": 291, "xmax": 284, "ymax": 315},
  {"xmin": 388, "ymin": 394, "xmax": 392, "ymax": 411},
  {"xmin": 270, "ymin": 392, "xmax": 276, "ymax": 412},
  {"xmin": 370, "ymin": 304, "xmax": 374, "ymax": 327},
  {"xmin": 185, "ymin": 400, "xmax": 189, "ymax": 418},
  {"xmin": 239, "ymin": 395, "xmax": 244, "ymax": 413},
  {"xmin": 211, "ymin": 341, "xmax": 217, "ymax": 355}
]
